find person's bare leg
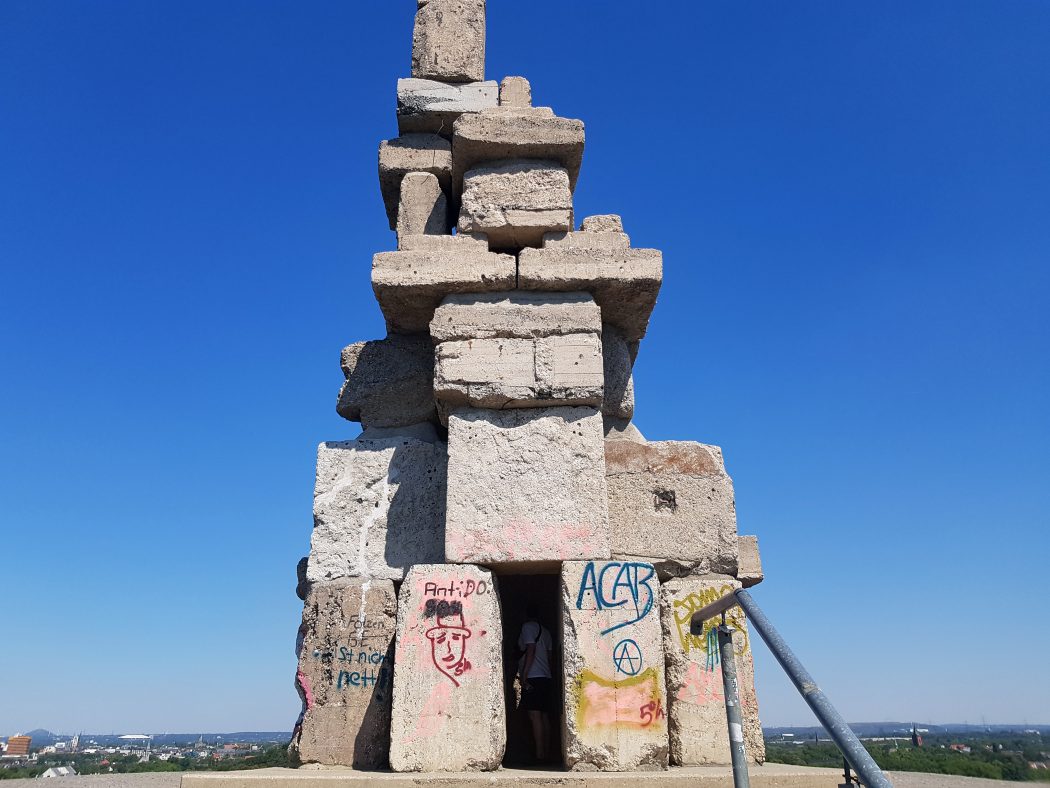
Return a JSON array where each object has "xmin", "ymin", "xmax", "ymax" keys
[
  {"xmin": 528, "ymin": 710, "xmax": 545, "ymax": 760},
  {"xmin": 539, "ymin": 711, "xmax": 552, "ymax": 763}
]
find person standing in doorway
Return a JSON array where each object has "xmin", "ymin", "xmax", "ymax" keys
[{"xmin": 518, "ymin": 602, "xmax": 554, "ymax": 763}]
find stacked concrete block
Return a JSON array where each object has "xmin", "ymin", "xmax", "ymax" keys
[
  {"xmin": 445, "ymin": 407, "xmax": 610, "ymax": 566},
  {"xmin": 459, "ymin": 159, "xmax": 573, "ymax": 248},
  {"xmin": 372, "ymin": 244, "xmax": 517, "ymax": 334},
  {"xmin": 605, "ymin": 440, "xmax": 739, "ymax": 579},
  {"xmin": 378, "ymin": 134, "xmax": 452, "ymax": 230},
  {"xmin": 292, "ymin": 579, "xmax": 397, "ymax": 767},
  {"xmin": 397, "ymin": 78, "xmax": 498, "ymax": 136},
  {"xmin": 519, "ymin": 220, "xmax": 663, "ymax": 342},
  {"xmin": 412, "ymin": 0, "xmax": 486, "ymax": 84},
  {"xmin": 389, "ymin": 564, "xmax": 505, "ymax": 771},
  {"xmin": 292, "ymin": 1, "xmax": 768, "ymax": 775},
  {"xmin": 659, "ymin": 575, "xmax": 764, "ymax": 765},
  {"xmin": 307, "ymin": 436, "xmax": 446, "ymax": 584},
  {"xmin": 336, "ymin": 335, "xmax": 435, "ymax": 427},
  {"xmin": 561, "ymin": 560, "xmax": 669, "ymax": 770},
  {"xmin": 431, "ymin": 291, "xmax": 603, "ymax": 413}
]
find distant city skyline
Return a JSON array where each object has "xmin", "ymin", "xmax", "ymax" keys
[{"xmin": 2, "ymin": 1, "xmax": 1048, "ymax": 732}]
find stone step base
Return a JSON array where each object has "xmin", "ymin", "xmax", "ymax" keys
[{"xmin": 181, "ymin": 764, "xmax": 846, "ymax": 788}]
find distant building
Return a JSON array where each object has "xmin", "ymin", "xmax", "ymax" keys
[
  {"xmin": 40, "ymin": 766, "xmax": 77, "ymax": 778},
  {"xmin": 4, "ymin": 736, "xmax": 31, "ymax": 757}
]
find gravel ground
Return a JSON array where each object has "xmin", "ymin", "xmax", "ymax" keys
[{"xmin": 0, "ymin": 768, "xmax": 1020, "ymax": 788}]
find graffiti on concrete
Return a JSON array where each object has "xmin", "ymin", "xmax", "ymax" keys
[
  {"xmin": 574, "ymin": 668, "xmax": 666, "ymax": 730},
  {"xmin": 612, "ymin": 639, "xmax": 643, "ymax": 676},
  {"xmin": 671, "ymin": 584, "xmax": 749, "ymax": 659},
  {"xmin": 425, "ymin": 604, "xmax": 473, "ymax": 687},
  {"xmin": 575, "ymin": 560, "xmax": 657, "ymax": 635}
]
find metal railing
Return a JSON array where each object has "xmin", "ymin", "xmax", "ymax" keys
[{"xmin": 690, "ymin": 589, "xmax": 893, "ymax": 788}]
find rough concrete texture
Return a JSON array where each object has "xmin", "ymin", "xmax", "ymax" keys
[
  {"xmin": 736, "ymin": 535, "xmax": 764, "ymax": 588},
  {"xmin": 458, "ymin": 160, "xmax": 573, "ymax": 249},
  {"xmin": 452, "ymin": 110, "xmax": 585, "ymax": 197},
  {"xmin": 371, "ymin": 246, "xmax": 516, "ymax": 335},
  {"xmin": 445, "ymin": 407, "xmax": 610, "ymax": 565},
  {"xmin": 378, "ymin": 134, "xmax": 452, "ymax": 230},
  {"xmin": 601, "ymin": 324, "xmax": 635, "ymax": 420},
  {"xmin": 307, "ymin": 436, "xmax": 447, "ymax": 584},
  {"xmin": 292, "ymin": 578, "xmax": 397, "ymax": 768},
  {"xmin": 434, "ymin": 333, "xmax": 604, "ymax": 411},
  {"xmin": 581, "ymin": 215, "xmax": 624, "ymax": 233},
  {"xmin": 605, "ymin": 441, "xmax": 738, "ymax": 578},
  {"xmin": 397, "ymin": 232, "xmax": 488, "ymax": 252},
  {"xmin": 397, "ymin": 78, "xmax": 497, "ymax": 136},
  {"xmin": 499, "ymin": 76, "xmax": 531, "ymax": 107},
  {"xmin": 411, "ymin": 0, "xmax": 486, "ymax": 83},
  {"xmin": 336, "ymin": 335, "xmax": 436, "ymax": 428},
  {"xmin": 561, "ymin": 560, "xmax": 669, "ymax": 771},
  {"xmin": 604, "ymin": 417, "xmax": 646, "ymax": 444},
  {"xmin": 518, "ymin": 245, "xmax": 662, "ymax": 342},
  {"xmin": 659, "ymin": 575, "xmax": 764, "ymax": 765},
  {"xmin": 430, "ymin": 291, "xmax": 601, "ymax": 342},
  {"xmin": 396, "ymin": 172, "xmax": 450, "ymax": 244},
  {"xmin": 389, "ymin": 564, "xmax": 505, "ymax": 771},
  {"xmin": 543, "ymin": 229, "xmax": 632, "ymax": 251}
]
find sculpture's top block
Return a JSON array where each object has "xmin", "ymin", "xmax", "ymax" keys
[{"xmin": 412, "ymin": 0, "xmax": 486, "ymax": 83}]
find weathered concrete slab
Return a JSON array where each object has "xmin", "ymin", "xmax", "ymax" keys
[
  {"xmin": 581, "ymin": 215, "xmax": 624, "ymax": 233},
  {"xmin": 389, "ymin": 564, "xmax": 504, "ymax": 771},
  {"xmin": 605, "ymin": 441, "xmax": 738, "ymax": 578},
  {"xmin": 292, "ymin": 579, "xmax": 397, "ymax": 768},
  {"xmin": 458, "ymin": 160, "xmax": 572, "ymax": 249},
  {"xmin": 601, "ymin": 324, "xmax": 635, "ymax": 421},
  {"xmin": 179, "ymin": 763, "xmax": 865, "ymax": 788},
  {"xmin": 378, "ymin": 134, "xmax": 452, "ymax": 230},
  {"xmin": 430, "ymin": 291, "xmax": 601, "ymax": 342},
  {"xmin": 736, "ymin": 535, "xmax": 764, "ymax": 588},
  {"xmin": 445, "ymin": 407, "xmax": 610, "ymax": 565},
  {"xmin": 561, "ymin": 560, "xmax": 669, "ymax": 771},
  {"xmin": 412, "ymin": 0, "xmax": 486, "ymax": 83},
  {"xmin": 397, "ymin": 78, "xmax": 498, "ymax": 137},
  {"xmin": 434, "ymin": 334, "xmax": 603, "ymax": 411},
  {"xmin": 518, "ymin": 244, "xmax": 662, "ymax": 342},
  {"xmin": 336, "ymin": 335, "xmax": 435, "ymax": 428},
  {"xmin": 660, "ymin": 575, "xmax": 764, "ymax": 765},
  {"xmin": 306, "ymin": 436, "xmax": 446, "ymax": 584},
  {"xmin": 372, "ymin": 246, "xmax": 516, "ymax": 335},
  {"xmin": 396, "ymin": 172, "xmax": 450, "ymax": 244},
  {"xmin": 397, "ymin": 232, "xmax": 488, "ymax": 253},
  {"xmin": 499, "ymin": 76, "xmax": 532, "ymax": 107},
  {"xmin": 452, "ymin": 110, "xmax": 585, "ymax": 197}
]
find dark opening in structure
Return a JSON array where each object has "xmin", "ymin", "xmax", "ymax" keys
[{"xmin": 496, "ymin": 572, "xmax": 563, "ymax": 768}]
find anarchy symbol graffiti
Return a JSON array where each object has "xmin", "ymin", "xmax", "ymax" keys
[{"xmin": 612, "ymin": 639, "xmax": 643, "ymax": 676}]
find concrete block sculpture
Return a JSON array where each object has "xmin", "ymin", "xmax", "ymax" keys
[{"xmin": 291, "ymin": 0, "xmax": 765, "ymax": 773}]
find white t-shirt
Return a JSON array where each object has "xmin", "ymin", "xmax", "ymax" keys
[{"xmin": 518, "ymin": 620, "xmax": 553, "ymax": 679}]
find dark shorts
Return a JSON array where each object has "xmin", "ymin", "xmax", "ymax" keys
[{"xmin": 521, "ymin": 677, "xmax": 555, "ymax": 713}]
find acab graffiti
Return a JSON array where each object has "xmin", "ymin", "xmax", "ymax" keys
[{"xmin": 575, "ymin": 561, "xmax": 657, "ymax": 635}]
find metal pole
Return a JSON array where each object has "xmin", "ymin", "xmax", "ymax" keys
[
  {"xmin": 733, "ymin": 590, "xmax": 893, "ymax": 788},
  {"xmin": 717, "ymin": 621, "xmax": 751, "ymax": 788}
]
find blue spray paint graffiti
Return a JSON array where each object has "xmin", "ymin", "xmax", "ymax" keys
[
  {"xmin": 613, "ymin": 639, "xmax": 643, "ymax": 676},
  {"xmin": 575, "ymin": 561, "xmax": 657, "ymax": 635}
]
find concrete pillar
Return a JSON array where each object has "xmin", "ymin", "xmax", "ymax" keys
[
  {"xmin": 389, "ymin": 564, "xmax": 505, "ymax": 771},
  {"xmin": 561, "ymin": 560, "xmax": 669, "ymax": 770}
]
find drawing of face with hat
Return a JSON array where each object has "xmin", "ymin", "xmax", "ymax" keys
[{"xmin": 426, "ymin": 605, "xmax": 472, "ymax": 687}]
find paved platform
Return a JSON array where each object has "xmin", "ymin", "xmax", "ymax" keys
[{"xmin": 181, "ymin": 764, "xmax": 845, "ymax": 788}]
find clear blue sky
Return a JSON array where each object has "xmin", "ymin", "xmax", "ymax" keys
[{"xmin": 1, "ymin": 1, "xmax": 1048, "ymax": 734}]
